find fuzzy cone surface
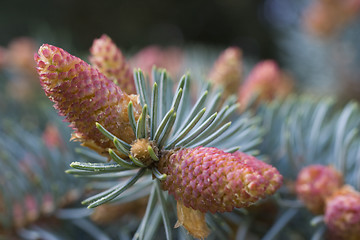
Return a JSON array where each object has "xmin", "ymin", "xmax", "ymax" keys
[
  {"xmin": 208, "ymin": 47, "xmax": 242, "ymax": 98},
  {"xmin": 158, "ymin": 146, "xmax": 282, "ymax": 213},
  {"xmin": 90, "ymin": 34, "xmax": 136, "ymax": 94},
  {"xmin": 296, "ymin": 164, "xmax": 343, "ymax": 214},
  {"xmin": 325, "ymin": 186, "xmax": 360, "ymax": 240},
  {"xmin": 35, "ymin": 44, "xmax": 141, "ymax": 152},
  {"xmin": 238, "ymin": 60, "xmax": 292, "ymax": 107}
]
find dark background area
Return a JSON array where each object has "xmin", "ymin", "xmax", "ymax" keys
[{"xmin": 0, "ymin": 0, "xmax": 275, "ymax": 59}]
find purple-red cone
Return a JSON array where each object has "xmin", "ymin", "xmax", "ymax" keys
[
  {"xmin": 90, "ymin": 34, "xmax": 136, "ymax": 94},
  {"xmin": 35, "ymin": 44, "xmax": 141, "ymax": 153},
  {"xmin": 295, "ymin": 164, "xmax": 343, "ymax": 214},
  {"xmin": 208, "ymin": 47, "xmax": 243, "ymax": 98},
  {"xmin": 238, "ymin": 60, "xmax": 293, "ymax": 109},
  {"xmin": 324, "ymin": 186, "xmax": 360, "ymax": 240},
  {"xmin": 130, "ymin": 45, "xmax": 184, "ymax": 79},
  {"xmin": 158, "ymin": 146, "xmax": 282, "ymax": 213}
]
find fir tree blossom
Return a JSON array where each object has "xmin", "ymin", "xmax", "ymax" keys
[
  {"xmin": 90, "ymin": 34, "xmax": 136, "ymax": 94},
  {"xmin": 158, "ymin": 146, "xmax": 282, "ymax": 213},
  {"xmin": 324, "ymin": 186, "xmax": 360, "ymax": 240},
  {"xmin": 238, "ymin": 60, "xmax": 293, "ymax": 108},
  {"xmin": 303, "ymin": 0, "xmax": 360, "ymax": 37},
  {"xmin": 296, "ymin": 164, "xmax": 343, "ymax": 214},
  {"xmin": 208, "ymin": 47, "xmax": 243, "ymax": 98},
  {"xmin": 34, "ymin": 42, "xmax": 284, "ymax": 239},
  {"xmin": 35, "ymin": 44, "xmax": 141, "ymax": 154}
]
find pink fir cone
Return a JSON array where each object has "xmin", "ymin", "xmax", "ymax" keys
[
  {"xmin": 90, "ymin": 34, "xmax": 136, "ymax": 94},
  {"xmin": 324, "ymin": 185, "xmax": 360, "ymax": 240},
  {"xmin": 35, "ymin": 44, "xmax": 141, "ymax": 155},
  {"xmin": 238, "ymin": 60, "xmax": 293, "ymax": 110},
  {"xmin": 295, "ymin": 164, "xmax": 343, "ymax": 214},
  {"xmin": 303, "ymin": 0, "xmax": 360, "ymax": 37},
  {"xmin": 158, "ymin": 147, "xmax": 282, "ymax": 239},
  {"xmin": 130, "ymin": 45, "xmax": 184, "ymax": 79},
  {"xmin": 208, "ymin": 47, "xmax": 243, "ymax": 98},
  {"xmin": 158, "ymin": 146, "xmax": 283, "ymax": 214},
  {"xmin": 7, "ymin": 37, "xmax": 38, "ymax": 75}
]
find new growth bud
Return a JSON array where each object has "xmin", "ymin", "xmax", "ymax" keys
[
  {"xmin": 90, "ymin": 34, "xmax": 136, "ymax": 94},
  {"xmin": 208, "ymin": 47, "xmax": 243, "ymax": 98},
  {"xmin": 35, "ymin": 44, "xmax": 141, "ymax": 154},
  {"xmin": 130, "ymin": 139, "xmax": 158, "ymax": 167},
  {"xmin": 238, "ymin": 60, "xmax": 293, "ymax": 109},
  {"xmin": 158, "ymin": 147, "xmax": 282, "ymax": 213},
  {"xmin": 296, "ymin": 164, "xmax": 343, "ymax": 214},
  {"xmin": 324, "ymin": 186, "xmax": 360, "ymax": 240}
]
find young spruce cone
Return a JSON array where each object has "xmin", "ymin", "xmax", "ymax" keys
[
  {"xmin": 303, "ymin": 0, "xmax": 360, "ymax": 37},
  {"xmin": 208, "ymin": 47, "xmax": 243, "ymax": 98},
  {"xmin": 324, "ymin": 185, "xmax": 360, "ymax": 240},
  {"xmin": 35, "ymin": 44, "xmax": 141, "ymax": 154},
  {"xmin": 158, "ymin": 146, "xmax": 282, "ymax": 213},
  {"xmin": 238, "ymin": 60, "xmax": 293, "ymax": 108},
  {"xmin": 295, "ymin": 164, "xmax": 343, "ymax": 214},
  {"xmin": 90, "ymin": 34, "xmax": 136, "ymax": 94}
]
